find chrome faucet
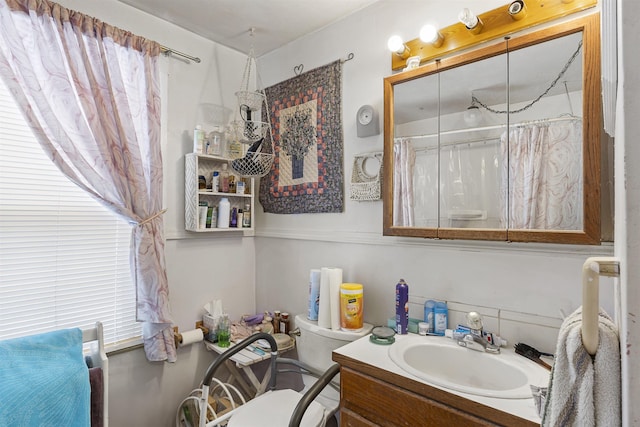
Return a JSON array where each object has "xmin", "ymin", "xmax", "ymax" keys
[{"xmin": 454, "ymin": 312, "xmax": 500, "ymax": 354}]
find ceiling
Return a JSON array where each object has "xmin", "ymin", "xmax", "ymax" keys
[{"xmin": 117, "ymin": 0, "xmax": 381, "ymax": 56}]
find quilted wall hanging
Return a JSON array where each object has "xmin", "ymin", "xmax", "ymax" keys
[{"xmin": 259, "ymin": 60, "xmax": 344, "ymax": 214}]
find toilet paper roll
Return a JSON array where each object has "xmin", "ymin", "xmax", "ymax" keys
[
  {"xmin": 178, "ymin": 328, "xmax": 204, "ymax": 347},
  {"xmin": 329, "ymin": 268, "xmax": 343, "ymax": 331},
  {"xmin": 318, "ymin": 267, "xmax": 332, "ymax": 329}
]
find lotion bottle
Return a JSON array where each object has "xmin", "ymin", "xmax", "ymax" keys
[
  {"xmin": 193, "ymin": 125, "xmax": 206, "ymax": 154},
  {"xmin": 217, "ymin": 198, "xmax": 230, "ymax": 228}
]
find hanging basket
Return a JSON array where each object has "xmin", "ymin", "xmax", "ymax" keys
[
  {"xmin": 230, "ymin": 152, "xmax": 274, "ymax": 177},
  {"xmin": 229, "ymin": 44, "xmax": 275, "ymax": 178},
  {"xmin": 235, "ymin": 90, "xmax": 265, "ymax": 111},
  {"xmin": 229, "ymin": 138, "xmax": 274, "ymax": 177},
  {"xmin": 227, "ymin": 119, "xmax": 270, "ymax": 145}
]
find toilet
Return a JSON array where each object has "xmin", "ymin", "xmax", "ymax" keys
[{"xmin": 293, "ymin": 314, "xmax": 373, "ymax": 416}]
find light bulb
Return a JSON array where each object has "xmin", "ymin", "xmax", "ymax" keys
[
  {"xmin": 458, "ymin": 8, "xmax": 479, "ymax": 29},
  {"xmin": 463, "ymin": 105, "xmax": 483, "ymax": 127},
  {"xmin": 387, "ymin": 35, "xmax": 403, "ymax": 53},
  {"xmin": 419, "ymin": 24, "xmax": 444, "ymax": 48},
  {"xmin": 508, "ymin": 0, "xmax": 527, "ymax": 20},
  {"xmin": 387, "ymin": 35, "xmax": 411, "ymax": 59}
]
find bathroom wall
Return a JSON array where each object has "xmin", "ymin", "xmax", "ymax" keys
[
  {"xmin": 29, "ymin": 0, "xmax": 630, "ymax": 426},
  {"xmin": 53, "ymin": 1, "xmax": 256, "ymax": 426},
  {"xmin": 254, "ymin": 0, "xmax": 613, "ymax": 354},
  {"xmin": 617, "ymin": 0, "xmax": 640, "ymax": 423}
]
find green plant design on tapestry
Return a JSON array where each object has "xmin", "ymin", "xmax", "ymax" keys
[{"xmin": 280, "ymin": 108, "xmax": 316, "ymax": 159}]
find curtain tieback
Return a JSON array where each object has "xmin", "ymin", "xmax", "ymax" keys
[{"xmin": 137, "ymin": 209, "xmax": 167, "ymax": 226}]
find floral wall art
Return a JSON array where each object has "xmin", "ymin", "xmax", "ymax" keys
[{"xmin": 259, "ymin": 60, "xmax": 344, "ymax": 214}]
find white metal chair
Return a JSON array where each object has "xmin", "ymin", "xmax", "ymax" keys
[{"xmin": 197, "ymin": 333, "xmax": 340, "ymax": 427}]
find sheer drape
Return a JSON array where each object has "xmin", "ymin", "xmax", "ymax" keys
[
  {"xmin": 0, "ymin": 0, "xmax": 175, "ymax": 361},
  {"xmin": 501, "ymin": 119, "xmax": 583, "ymax": 230},
  {"xmin": 393, "ymin": 138, "xmax": 416, "ymax": 226}
]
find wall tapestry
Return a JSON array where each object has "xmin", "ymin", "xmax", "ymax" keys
[{"xmin": 259, "ymin": 60, "xmax": 344, "ymax": 214}]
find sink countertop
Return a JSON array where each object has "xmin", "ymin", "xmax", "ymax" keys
[{"xmin": 333, "ymin": 333, "xmax": 549, "ymax": 424}]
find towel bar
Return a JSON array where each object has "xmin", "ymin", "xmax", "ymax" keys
[{"xmin": 581, "ymin": 257, "xmax": 620, "ymax": 355}]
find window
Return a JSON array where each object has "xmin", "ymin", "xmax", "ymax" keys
[{"xmin": 0, "ymin": 77, "xmax": 141, "ymax": 347}]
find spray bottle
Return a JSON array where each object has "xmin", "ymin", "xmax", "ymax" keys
[{"xmin": 395, "ymin": 279, "xmax": 409, "ymax": 334}]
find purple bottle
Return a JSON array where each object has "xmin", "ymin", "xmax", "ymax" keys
[{"xmin": 395, "ymin": 279, "xmax": 409, "ymax": 334}]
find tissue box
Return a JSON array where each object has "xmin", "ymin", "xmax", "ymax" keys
[{"xmin": 203, "ymin": 314, "xmax": 221, "ymax": 342}]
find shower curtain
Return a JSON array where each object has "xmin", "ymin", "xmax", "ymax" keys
[
  {"xmin": 393, "ymin": 138, "xmax": 416, "ymax": 226},
  {"xmin": 502, "ymin": 119, "xmax": 583, "ymax": 230}
]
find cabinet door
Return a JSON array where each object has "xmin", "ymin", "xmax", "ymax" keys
[{"xmin": 340, "ymin": 368, "xmax": 497, "ymax": 427}]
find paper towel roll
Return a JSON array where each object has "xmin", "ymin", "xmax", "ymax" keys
[
  {"xmin": 178, "ymin": 328, "xmax": 204, "ymax": 347},
  {"xmin": 318, "ymin": 267, "xmax": 332, "ymax": 329},
  {"xmin": 329, "ymin": 268, "xmax": 343, "ymax": 331}
]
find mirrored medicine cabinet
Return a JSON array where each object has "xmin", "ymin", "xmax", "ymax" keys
[{"xmin": 383, "ymin": 14, "xmax": 606, "ymax": 245}]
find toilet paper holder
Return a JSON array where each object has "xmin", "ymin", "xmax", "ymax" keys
[{"xmin": 173, "ymin": 322, "xmax": 210, "ymax": 348}]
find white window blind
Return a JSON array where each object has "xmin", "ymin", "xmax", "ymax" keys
[{"xmin": 0, "ymin": 77, "xmax": 141, "ymax": 346}]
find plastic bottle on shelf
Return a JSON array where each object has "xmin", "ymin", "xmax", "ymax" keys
[
  {"xmin": 208, "ymin": 126, "xmax": 225, "ymax": 156},
  {"xmin": 230, "ymin": 207, "xmax": 238, "ymax": 228},
  {"xmin": 227, "ymin": 137, "xmax": 242, "ymax": 159},
  {"xmin": 211, "ymin": 171, "xmax": 219, "ymax": 193},
  {"xmin": 220, "ymin": 163, "xmax": 230, "ymax": 193},
  {"xmin": 237, "ymin": 209, "xmax": 244, "ymax": 228},
  {"xmin": 193, "ymin": 125, "xmax": 206, "ymax": 154},
  {"xmin": 242, "ymin": 203, "xmax": 251, "ymax": 228},
  {"xmin": 217, "ymin": 198, "xmax": 230, "ymax": 228}
]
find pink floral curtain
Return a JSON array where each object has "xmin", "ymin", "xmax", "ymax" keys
[
  {"xmin": 0, "ymin": 0, "xmax": 176, "ymax": 362},
  {"xmin": 501, "ymin": 119, "xmax": 583, "ymax": 230},
  {"xmin": 393, "ymin": 138, "xmax": 416, "ymax": 227}
]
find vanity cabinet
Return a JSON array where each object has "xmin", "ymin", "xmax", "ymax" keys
[
  {"xmin": 334, "ymin": 356, "xmax": 537, "ymax": 427},
  {"xmin": 184, "ymin": 153, "xmax": 254, "ymax": 234}
]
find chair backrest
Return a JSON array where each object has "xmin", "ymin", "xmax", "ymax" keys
[{"xmin": 82, "ymin": 322, "xmax": 109, "ymax": 427}]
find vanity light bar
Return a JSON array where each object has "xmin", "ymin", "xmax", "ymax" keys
[{"xmin": 390, "ymin": 0, "xmax": 597, "ymax": 71}]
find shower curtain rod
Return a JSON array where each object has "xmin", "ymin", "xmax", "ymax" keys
[
  {"xmin": 402, "ymin": 115, "xmax": 580, "ymax": 140},
  {"xmin": 160, "ymin": 45, "xmax": 201, "ymax": 63},
  {"xmin": 411, "ymin": 136, "xmax": 501, "ymax": 153}
]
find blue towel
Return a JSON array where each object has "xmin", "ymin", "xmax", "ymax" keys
[{"xmin": 0, "ymin": 328, "xmax": 90, "ymax": 427}]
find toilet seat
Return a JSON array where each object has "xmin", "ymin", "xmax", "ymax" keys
[{"xmin": 227, "ymin": 389, "xmax": 327, "ymax": 427}]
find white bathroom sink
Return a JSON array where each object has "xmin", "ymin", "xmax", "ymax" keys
[{"xmin": 388, "ymin": 335, "xmax": 549, "ymax": 398}]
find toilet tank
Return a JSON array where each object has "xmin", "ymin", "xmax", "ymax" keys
[{"xmin": 294, "ymin": 314, "xmax": 373, "ymax": 372}]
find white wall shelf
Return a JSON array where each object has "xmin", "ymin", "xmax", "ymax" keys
[{"xmin": 185, "ymin": 153, "xmax": 255, "ymax": 235}]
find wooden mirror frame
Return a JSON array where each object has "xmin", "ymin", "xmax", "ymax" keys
[{"xmin": 383, "ymin": 14, "xmax": 601, "ymax": 245}]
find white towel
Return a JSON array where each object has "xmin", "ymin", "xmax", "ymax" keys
[{"xmin": 542, "ymin": 307, "xmax": 620, "ymax": 427}]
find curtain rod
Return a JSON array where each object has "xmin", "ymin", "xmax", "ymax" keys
[
  {"xmin": 401, "ymin": 115, "xmax": 581, "ymax": 140},
  {"xmin": 160, "ymin": 45, "xmax": 201, "ymax": 63}
]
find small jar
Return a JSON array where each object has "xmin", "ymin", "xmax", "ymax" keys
[
  {"xmin": 273, "ymin": 311, "xmax": 281, "ymax": 334},
  {"xmin": 280, "ymin": 312, "xmax": 290, "ymax": 334}
]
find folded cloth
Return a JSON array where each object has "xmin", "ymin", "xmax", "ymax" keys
[
  {"xmin": 0, "ymin": 328, "xmax": 90, "ymax": 427},
  {"xmin": 541, "ymin": 307, "xmax": 620, "ymax": 427}
]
